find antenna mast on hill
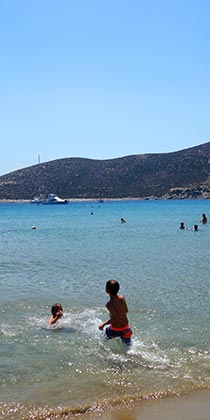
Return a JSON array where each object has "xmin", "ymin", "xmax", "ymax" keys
[{"xmin": 38, "ymin": 155, "xmax": 41, "ymax": 164}]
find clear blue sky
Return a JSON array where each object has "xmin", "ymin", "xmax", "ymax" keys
[{"xmin": 0, "ymin": 0, "xmax": 210, "ymax": 175}]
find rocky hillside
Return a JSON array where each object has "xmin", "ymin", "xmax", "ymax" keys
[{"xmin": 1, "ymin": 142, "xmax": 210, "ymax": 200}]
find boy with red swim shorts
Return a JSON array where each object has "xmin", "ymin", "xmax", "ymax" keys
[{"xmin": 99, "ymin": 279, "xmax": 132, "ymax": 347}]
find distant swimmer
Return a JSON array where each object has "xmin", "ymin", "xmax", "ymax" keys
[
  {"xmin": 48, "ymin": 303, "xmax": 63, "ymax": 325},
  {"xmin": 193, "ymin": 224, "xmax": 198, "ymax": 231},
  {"xmin": 179, "ymin": 222, "xmax": 186, "ymax": 230},
  {"xmin": 32, "ymin": 226, "xmax": 36, "ymax": 230},
  {"xmin": 121, "ymin": 218, "xmax": 126, "ymax": 224},
  {"xmin": 201, "ymin": 213, "xmax": 207, "ymax": 224}
]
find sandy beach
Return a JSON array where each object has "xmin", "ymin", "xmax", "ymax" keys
[{"xmin": 81, "ymin": 389, "xmax": 210, "ymax": 420}]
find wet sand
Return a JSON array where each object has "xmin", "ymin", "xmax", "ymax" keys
[{"xmin": 82, "ymin": 389, "xmax": 210, "ymax": 420}]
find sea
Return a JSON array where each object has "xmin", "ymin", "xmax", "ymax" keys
[{"xmin": 1, "ymin": 199, "xmax": 210, "ymax": 419}]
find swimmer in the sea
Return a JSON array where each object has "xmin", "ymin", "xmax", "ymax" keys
[
  {"xmin": 201, "ymin": 213, "xmax": 207, "ymax": 224},
  {"xmin": 48, "ymin": 303, "xmax": 63, "ymax": 325}
]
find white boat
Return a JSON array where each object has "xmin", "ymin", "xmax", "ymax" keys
[{"xmin": 42, "ymin": 194, "xmax": 68, "ymax": 205}]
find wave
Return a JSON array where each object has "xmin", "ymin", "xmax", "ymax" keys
[{"xmin": 1, "ymin": 385, "xmax": 209, "ymax": 420}]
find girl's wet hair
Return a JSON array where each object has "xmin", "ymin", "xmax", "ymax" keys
[
  {"xmin": 51, "ymin": 303, "xmax": 63, "ymax": 317},
  {"xmin": 106, "ymin": 279, "xmax": 120, "ymax": 295}
]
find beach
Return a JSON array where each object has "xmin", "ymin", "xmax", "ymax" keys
[
  {"xmin": 1, "ymin": 199, "xmax": 210, "ymax": 419},
  {"xmin": 81, "ymin": 389, "xmax": 210, "ymax": 420}
]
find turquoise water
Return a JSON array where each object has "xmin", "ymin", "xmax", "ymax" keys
[{"xmin": 1, "ymin": 200, "xmax": 210, "ymax": 419}]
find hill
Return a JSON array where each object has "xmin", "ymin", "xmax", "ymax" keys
[{"xmin": 1, "ymin": 142, "xmax": 210, "ymax": 200}]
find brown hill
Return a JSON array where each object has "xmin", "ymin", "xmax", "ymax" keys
[{"xmin": 1, "ymin": 142, "xmax": 210, "ymax": 200}]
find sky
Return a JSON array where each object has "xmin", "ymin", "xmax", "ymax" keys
[{"xmin": 0, "ymin": 0, "xmax": 210, "ymax": 175}]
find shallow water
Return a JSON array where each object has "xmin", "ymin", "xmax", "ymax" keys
[{"xmin": 1, "ymin": 200, "xmax": 210, "ymax": 418}]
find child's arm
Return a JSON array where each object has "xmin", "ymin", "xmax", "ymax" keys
[
  {"xmin": 124, "ymin": 297, "xmax": 128, "ymax": 313},
  {"xmin": 99, "ymin": 319, "xmax": 111, "ymax": 330},
  {"xmin": 48, "ymin": 310, "xmax": 63, "ymax": 325}
]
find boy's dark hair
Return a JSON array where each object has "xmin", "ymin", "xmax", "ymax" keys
[
  {"xmin": 106, "ymin": 279, "xmax": 120, "ymax": 296},
  {"xmin": 51, "ymin": 303, "xmax": 63, "ymax": 317}
]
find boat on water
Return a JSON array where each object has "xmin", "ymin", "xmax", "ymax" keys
[
  {"xmin": 30, "ymin": 194, "xmax": 68, "ymax": 205},
  {"xmin": 42, "ymin": 194, "xmax": 68, "ymax": 205}
]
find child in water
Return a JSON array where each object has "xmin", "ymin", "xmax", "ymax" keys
[
  {"xmin": 48, "ymin": 303, "xmax": 63, "ymax": 325},
  {"xmin": 99, "ymin": 279, "xmax": 132, "ymax": 346},
  {"xmin": 201, "ymin": 213, "xmax": 207, "ymax": 224}
]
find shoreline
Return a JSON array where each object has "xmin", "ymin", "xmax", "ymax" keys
[
  {"xmin": 3, "ymin": 388, "xmax": 210, "ymax": 419},
  {"xmin": 0, "ymin": 196, "xmax": 209, "ymax": 204},
  {"xmin": 18, "ymin": 388, "xmax": 209, "ymax": 419},
  {"xmin": 80, "ymin": 388, "xmax": 210, "ymax": 420},
  {"xmin": 0, "ymin": 197, "xmax": 146, "ymax": 203}
]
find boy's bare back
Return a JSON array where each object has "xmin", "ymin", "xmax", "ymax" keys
[
  {"xmin": 99, "ymin": 279, "xmax": 132, "ymax": 346},
  {"xmin": 106, "ymin": 294, "xmax": 128, "ymax": 329}
]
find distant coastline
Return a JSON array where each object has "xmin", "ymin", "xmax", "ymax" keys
[
  {"xmin": 0, "ymin": 195, "xmax": 210, "ymax": 204},
  {"xmin": 0, "ymin": 198, "xmax": 144, "ymax": 204},
  {"xmin": 1, "ymin": 142, "xmax": 210, "ymax": 200}
]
